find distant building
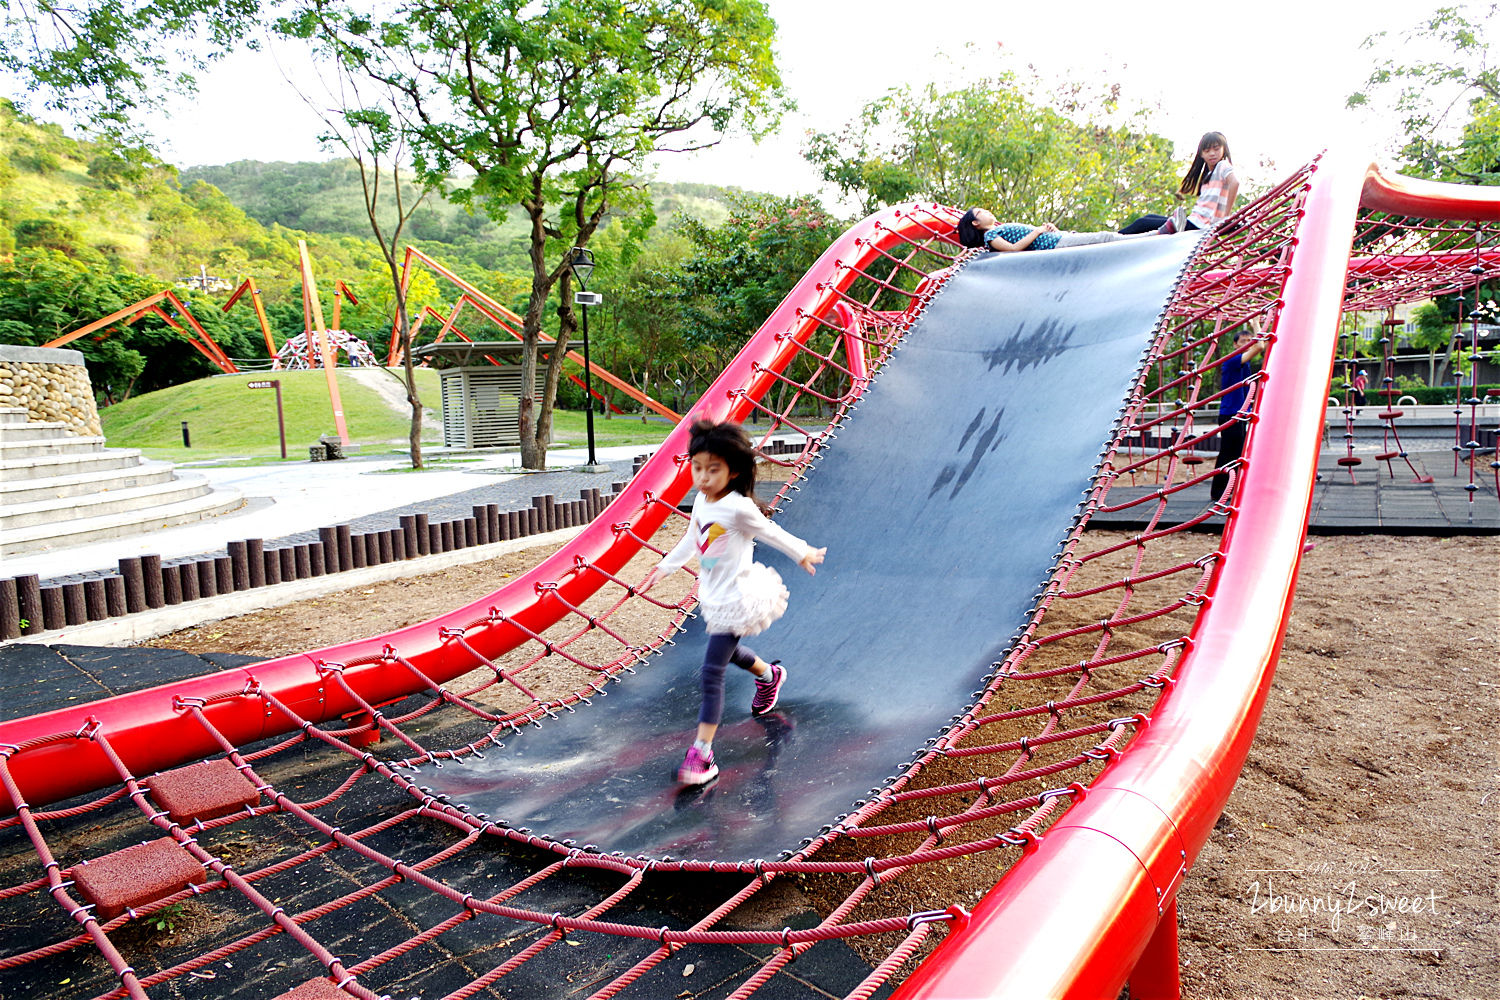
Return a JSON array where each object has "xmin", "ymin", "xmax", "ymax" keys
[{"xmin": 176, "ymin": 264, "xmax": 234, "ymax": 294}]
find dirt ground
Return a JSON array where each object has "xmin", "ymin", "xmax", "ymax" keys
[{"xmin": 143, "ymin": 529, "xmax": 1499, "ymax": 999}]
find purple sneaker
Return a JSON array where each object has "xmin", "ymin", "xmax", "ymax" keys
[
  {"xmin": 751, "ymin": 662, "xmax": 787, "ymax": 717},
  {"xmin": 677, "ymin": 745, "xmax": 718, "ymax": 785}
]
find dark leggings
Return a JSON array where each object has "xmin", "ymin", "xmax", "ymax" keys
[
  {"xmin": 699, "ymin": 633, "xmax": 759, "ymax": 726},
  {"xmin": 1209, "ymin": 422, "xmax": 1246, "ymax": 504},
  {"xmin": 1118, "ymin": 214, "xmax": 1202, "ymax": 235}
]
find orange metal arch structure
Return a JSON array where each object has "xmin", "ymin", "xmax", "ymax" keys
[
  {"xmin": 388, "ymin": 245, "xmax": 679, "ymax": 422},
  {"xmin": 42, "ymin": 290, "xmax": 239, "ymax": 374}
]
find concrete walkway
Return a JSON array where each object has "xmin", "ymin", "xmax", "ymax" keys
[{"xmin": 6, "ymin": 443, "xmax": 656, "ymax": 583}]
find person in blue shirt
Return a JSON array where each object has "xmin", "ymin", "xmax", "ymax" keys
[
  {"xmin": 1209, "ymin": 324, "xmax": 1267, "ymax": 505},
  {"xmin": 956, "ymin": 208, "xmax": 1136, "ymax": 252}
]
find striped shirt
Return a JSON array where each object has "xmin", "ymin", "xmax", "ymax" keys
[{"xmin": 1188, "ymin": 161, "xmax": 1236, "ymax": 229}]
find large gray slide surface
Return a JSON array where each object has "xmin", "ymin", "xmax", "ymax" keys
[{"xmin": 420, "ymin": 235, "xmax": 1197, "ymax": 861}]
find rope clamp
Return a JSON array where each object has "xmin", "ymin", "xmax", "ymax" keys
[
  {"xmin": 438, "ymin": 627, "xmax": 465, "ymax": 641},
  {"xmin": 999, "ymin": 827, "xmax": 1040, "ymax": 849},
  {"xmin": 1107, "ymin": 714, "xmax": 1148, "ymax": 732},
  {"xmin": 1083, "ymin": 744, "xmax": 1121, "ymax": 762},
  {"xmin": 906, "ymin": 908, "xmax": 959, "ymax": 930},
  {"xmin": 316, "ymin": 660, "xmax": 346, "ymax": 675},
  {"xmin": 74, "ymin": 718, "xmax": 101, "ymax": 740},
  {"xmin": 172, "ymin": 696, "xmax": 207, "ymax": 712}
]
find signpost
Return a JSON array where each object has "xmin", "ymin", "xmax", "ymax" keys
[{"xmin": 248, "ymin": 379, "xmax": 287, "ymax": 459}]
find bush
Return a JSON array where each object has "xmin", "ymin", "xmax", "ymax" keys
[
  {"xmin": 10, "ymin": 148, "xmax": 61, "ymax": 174},
  {"xmin": 12, "ymin": 218, "xmax": 79, "ymax": 254},
  {"xmin": 1387, "ymin": 383, "xmax": 1500, "ymax": 405}
]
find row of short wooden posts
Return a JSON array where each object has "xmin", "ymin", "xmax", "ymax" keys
[{"xmin": 1, "ymin": 485, "xmax": 626, "ymax": 639}]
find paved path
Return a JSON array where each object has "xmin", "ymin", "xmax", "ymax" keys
[{"xmin": 12, "ymin": 443, "xmax": 654, "ymax": 585}]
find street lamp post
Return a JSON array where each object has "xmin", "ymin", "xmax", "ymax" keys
[{"xmin": 569, "ymin": 247, "xmax": 610, "ymax": 473}]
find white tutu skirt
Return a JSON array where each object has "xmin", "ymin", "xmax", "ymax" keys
[{"xmin": 701, "ymin": 562, "xmax": 789, "ymax": 637}]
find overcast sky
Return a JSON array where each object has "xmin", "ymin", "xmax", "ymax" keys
[{"xmin": 140, "ymin": 0, "xmax": 1457, "ymax": 199}]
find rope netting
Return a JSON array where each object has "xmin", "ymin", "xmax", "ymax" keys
[
  {"xmin": 1331, "ymin": 203, "xmax": 1500, "ymax": 500},
  {"xmin": 0, "ymin": 168, "xmax": 1423, "ymax": 1000}
]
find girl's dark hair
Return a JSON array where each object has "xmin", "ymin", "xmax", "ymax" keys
[
  {"xmin": 688, "ymin": 419, "xmax": 759, "ymax": 501},
  {"xmin": 956, "ymin": 208, "xmax": 984, "ymax": 249},
  {"xmin": 1178, "ymin": 131, "xmax": 1231, "ymax": 197}
]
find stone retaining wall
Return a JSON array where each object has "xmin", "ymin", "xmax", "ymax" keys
[{"xmin": 0, "ymin": 345, "xmax": 102, "ymax": 437}]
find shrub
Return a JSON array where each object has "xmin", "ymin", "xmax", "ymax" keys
[
  {"xmin": 10, "ymin": 148, "xmax": 61, "ymax": 174},
  {"xmin": 1393, "ymin": 383, "xmax": 1500, "ymax": 405},
  {"xmin": 12, "ymin": 218, "xmax": 79, "ymax": 254}
]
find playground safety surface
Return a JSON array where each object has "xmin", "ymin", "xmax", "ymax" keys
[{"xmin": 1092, "ymin": 448, "xmax": 1499, "ymax": 534}]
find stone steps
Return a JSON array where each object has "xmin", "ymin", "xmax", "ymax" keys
[
  {"xmin": 0, "ymin": 420, "xmax": 71, "ymax": 442},
  {"xmin": 0, "ymin": 484, "xmax": 243, "ymax": 557},
  {"xmin": 1, "ymin": 473, "xmax": 220, "ymax": 531},
  {"xmin": 0, "ymin": 462, "xmax": 178, "ymax": 505},
  {"xmin": 0, "ymin": 448, "xmax": 146, "ymax": 481},
  {"xmin": 0, "ymin": 435, "xmax": 107, "ymax": 461}
]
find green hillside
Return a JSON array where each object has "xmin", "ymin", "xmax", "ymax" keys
[{"xmin": 181, "ymin": 161, "xmax": 738, "ymax": 241}]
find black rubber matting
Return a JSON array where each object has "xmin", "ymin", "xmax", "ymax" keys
[
  {"xmin": 0, "ymin": 644, "xmax": 258, "ymax": 723},
  {"xmin": 416, "ymin": 234, "xmax": 1198, "ymax": 861}
]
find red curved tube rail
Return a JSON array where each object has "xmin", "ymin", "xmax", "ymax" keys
[
  {"xmin": 893, "ymin": 159, "xmax": 1497, "ymax": 998},
  {"xmin": 0, "ymin": 203, "xmax": 960, "ymax": 814}
]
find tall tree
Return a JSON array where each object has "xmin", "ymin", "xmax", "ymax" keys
[
  {"xmin": 1348, "ymin": 4, "xmax": 1500, "ymax": 184},
  {"xmin": 804, "ymin": 72, "xmax": 1177, "ymax": 229},
  {"xmin": 282, "ymin": 0, "xmax": 786, "ymax": 468},
  {"xmin": 296, "ymin": 65, "xmax": 436, "ymax": 468}
]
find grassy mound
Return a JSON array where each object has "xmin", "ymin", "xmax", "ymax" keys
[
  {"xmin": 100, "ymin": 368, "xmax": 674, "ymax": 462},
  {"xmin": 100, "ymin": 369, "xmax": 442, "ymax": 460}
]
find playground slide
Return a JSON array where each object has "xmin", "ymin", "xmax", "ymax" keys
[
  {"xmin": 14, "ymin": 158, "xmax": 1488, "ymax": 998},
  {"xmin": 417, "ymin": 234, "xmax": 1197, "ymax": 859}
]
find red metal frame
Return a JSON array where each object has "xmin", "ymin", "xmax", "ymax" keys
[
  {"xmin": 894, "ymin": 159, "xmax": 1500, "ymax": 998},
  {"xmin": 388, "ymin": 245, "xmax": 680, "ymax": 421},
  {"xmin": 0, "ymin": 204, "xmax": 960, "ymax": 814}
]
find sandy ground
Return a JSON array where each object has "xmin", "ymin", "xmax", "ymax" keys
[{"xmin": 142, "ymin": 529, "xmax": 1499, "ymax": 999}]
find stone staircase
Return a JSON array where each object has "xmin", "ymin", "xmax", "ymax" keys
[{"xmin": 0, "ymin": 408, "xmax": 242, "ymax": 558}]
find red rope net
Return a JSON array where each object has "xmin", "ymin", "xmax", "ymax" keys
[{"xmin": 4, "ymin": 170, "xmax": 1485, "ymax": 1000}]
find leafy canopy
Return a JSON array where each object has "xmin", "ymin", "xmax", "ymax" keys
[
  {"xmin": 280, "ymin": 0, "xmax": 786, "ymax": 467},
  {"xmin": 1348, "ymin": 4, "xmax": 1500, "ymax": 184},
  {"xmin": 0, "ymin": 0, "xmax": 265, "ymax": 135},
  {"xmin": 804, "ymin": 70, "xmax": 1178, "ymax": 229}
]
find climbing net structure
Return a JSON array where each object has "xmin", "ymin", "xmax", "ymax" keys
[
  {"xmin": 274, "ymin": 329, "xmax": 382, "ymax": 370},
  {"xmin": 1, "ymin": 161, "xmax": 1495, "ymax": 1000}
]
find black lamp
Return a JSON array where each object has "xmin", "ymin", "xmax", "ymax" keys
[{"xmin": 569, "ymin": 246, "xmax": 608, "ymax": 473}]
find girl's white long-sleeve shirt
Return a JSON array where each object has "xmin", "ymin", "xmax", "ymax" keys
[{"xmin": 656, "ymin": 491, "xmax": 812, "ymax": 612}]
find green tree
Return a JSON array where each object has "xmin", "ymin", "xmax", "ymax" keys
[
  {"xmin": 1348, "ymin": 4, "xmax": 1500, "ymax": 184},
  {"xmin": 589, "ymin": 221, "xmax": 691, "ymax": 419},
  {"xmin": 675, "ymin": 193, "xmax": 842, "ymax": 388},
  {"xmin": 804, "ymin": 72, "xmax": 1178, "ymax": 228},
  {"xmin": 0, "ymin": 247, "xmax": 258, "ymax": 394},
  {"xmin": 0, "ymin": 0, "xmax": 263, "ymax": 136},
  {"xmin": 282, "ymin": 0, "xmax": 787, "ymax": 468},
  {"xmin": 1409, "ymin": 287, "xmax": 1497, "ymax": 384}
]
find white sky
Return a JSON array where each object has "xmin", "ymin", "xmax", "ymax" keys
[{"xmin": 143, "ymin": 0, "xmax": 1453, "ymax": 199}]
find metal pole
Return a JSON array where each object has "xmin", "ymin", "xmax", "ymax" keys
[
  {"xmin": 581, "ymin": 293, "xmax": 599, "ymax": 468},
  {"xmin": 180, "ymin": 421, "xmax": 190, "ymax": 448},
  {"xmin": 273, "ymin": 381, "xmax": 287, "ymax": 460}
]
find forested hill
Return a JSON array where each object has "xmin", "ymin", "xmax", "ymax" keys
[
  {"xmin": 0, "ymin": 99, "xmax": 760, "ymax": 399},
  {"xmin": 181, "ymin": 160, "xmax": 734, "ymax": 243}
]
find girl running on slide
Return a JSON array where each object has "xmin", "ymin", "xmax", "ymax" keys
[{"xmin": 639, "ymin": 419, "xmax": 826, "ymax": 786}]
